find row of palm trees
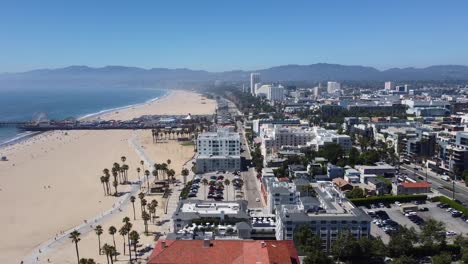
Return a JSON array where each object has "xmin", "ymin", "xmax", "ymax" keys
[
  {"xmin": 201, "ymin": 178, "xmax": 233, "ymax": 200},
  {"xmin": 150, "ymin": 125, "xmax": 208, "ymax": 142},
  {"xmin": 69, "ymin": 216, "xmax": 143, "ymax": 264},
  {"xmin": 99, "ymin": 156, "xmax": 130, "ymax": 197}
]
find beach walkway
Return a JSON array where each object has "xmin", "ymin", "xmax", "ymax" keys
[{"xmin": 21, "ymin": 131, "xmax": 185, "ymax": 263}]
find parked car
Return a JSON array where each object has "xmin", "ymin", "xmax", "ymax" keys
[
  {"xmin": 418, "ymin": 207, "xmax": 429, "ymax": 211},
  {"xmin": 451, "ymin": 211, "xmax": 463, "ymax": 218},
  {"xmin": 395, "ymin": 201, "xmax": 402, "ymax": 207},
  {"xmin": 437, "ymin": 203, "xmax": 449, "ymax": 208}
]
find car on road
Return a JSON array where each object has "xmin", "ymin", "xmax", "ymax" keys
[
  {"xmin": 395, "ymin": 201, "xmax": 402, "ymax": 207},
  {"xmin": 418, "ymin": 207, "xmax": 429, "ymax": 212},
  {"xmin": 255, "ymin": 198, "xmax": 260, "ymax": 202},
  {"xmin": 437, "ymin": 203, "xmax": 449, "ymax": 208}
]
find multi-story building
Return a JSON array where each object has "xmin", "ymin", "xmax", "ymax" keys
[
  {"xmin": 355, "ymin": 162, "xmax": 396, "ymax": 178},
  {"xmin": 402, "ymin": 99, "xmax": 451, "ymax": 117},
  {"xmin": 252, "ymin": 119, "xmax": 301, "ymax": 134},
  {"xmin": 259, "ymin": 125, "xmax": 316, "ymax": 157},
  {"xmin": 250, "ymin": 73, "xmax": 261, "ymax": 95},
  {"xmin": 255, "ymin": 84, "xmax": 285, "ymax": 102},
  {"xmin": 275, "ymin": 182, "xmax": 371, "ymax": 252},
  {"xmin": 307, "ymin": 128, "xmax": 352, "ymax": 152},
  {"xmin": 327, "ymin": 81, "xmax": 341, "ymax": 94},
  {"xmin": 196, "ymin": 128, "xmax": 241, "ymax": 173},
  {"xmin": 384, "ymin": 81, "xmax": 395, "ymax": 90}
]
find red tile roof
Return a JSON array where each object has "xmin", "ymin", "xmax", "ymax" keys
[
  {"xmin": 148, "ymin": 240, "xmax": 299, "ymax": 264},
  {"xmin": 401, "ymin": 182, "xmax": 430, "ymax": 188}
]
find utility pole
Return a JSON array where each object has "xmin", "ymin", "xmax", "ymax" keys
[{"xmin": 452, "ymin": 173, "xmax": 456, "ymax": 201}]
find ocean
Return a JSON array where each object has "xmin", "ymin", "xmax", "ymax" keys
[{"xmin": 0, "ymin": 87, "xmax": 167, "ymax": 145}]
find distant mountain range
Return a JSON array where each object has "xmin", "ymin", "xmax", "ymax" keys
[{"xmin": 1, "ymin": 63, "xmax": 468, "ymax": 89}]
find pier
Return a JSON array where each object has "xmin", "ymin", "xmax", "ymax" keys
[{"xmin": 0, "ymin": 114, "xmax": 214, "ymax": 132}]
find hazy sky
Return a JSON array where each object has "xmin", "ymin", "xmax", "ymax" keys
[{"xmin": 1, "ymin": 0, "xmax": 468, "ymax": 72}]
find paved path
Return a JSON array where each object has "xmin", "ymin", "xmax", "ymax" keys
[{"xmin": 22, "ymin": 132, "xmax": 171, "ymax": 263}]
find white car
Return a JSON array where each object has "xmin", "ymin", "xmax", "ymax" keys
[
  {"xmin": 395, "ymin": 201, "xmax": 402, "ymax": 207},
  {"xmin": 255, "ymin": 198, "xmax": 260, "ymax": 202},
  {"xmin": 446, "ymin": 231, "xmax": 457, "ymax": 236}
]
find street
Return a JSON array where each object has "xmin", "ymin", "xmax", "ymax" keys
[{"xmin": 400, "ymin": 164, "xmax": 468, "ymax": 204}]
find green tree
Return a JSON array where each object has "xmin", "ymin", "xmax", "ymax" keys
[
  {"xmin": 389, "ymin": 255, "xmax": 415, "ymax": 264},
  {"xmin": 346, "ymin": 187, "xmax": 366, "ymax": 199},
  {"xmin": 94, "ymin": 225, "xmax": 103, "ymax": 255},
  {"xmin": 348, "ymin": 147, "xmax": 360, "ymax": 167},
  {"xmin": 108, "ymin": 226, "xmax": 117, "ymax": 260},
  {"xmin": 387, "ymin": 227, "xmax": 418, "ymax": 257},
  {"xmin": 129, "ymin": 230, "xmax": 140, "ymax": 261},
  {"xmin": 69, "ymin": 230, "xmax": 81, "ymax": 264},
  {"xmin": 331, "ymin": 231, "xmax": 362, "ymax": 262},
  {"xmin": 318, "ymin": 143, "xmax": 344, "ymax": 164},
  {"xmin": 419, "ymin": 219, "xmax": 446, "ymax": 249},
  {"xmin": 431, "ymin": 252, "xmax": 452, "ymax": 264}
]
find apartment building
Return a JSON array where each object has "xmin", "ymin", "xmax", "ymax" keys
[
  {"xmin": 275, "ymin": 182, "xmax": 371, "ymax": 252},
  {"xmin": 196, "ymin": 128, "xmax": 241, "ymax": 173}
]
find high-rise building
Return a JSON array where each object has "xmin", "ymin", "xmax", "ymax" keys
[
  {"xmin": 327, "ymin": 81, "xmax": 341, "ymax": 94},
  {"xmin": 256, "ymin": 84, "xmax": 284, "ymax": 102},
  {"xmin": 384, "ymin": 81, "xmax": 395, "ymax": 90},
  {"xmin": 250, "ymin": 73, "xmax": 261, "ymax": 95},
  {"xmin": 196, "ymin": 128, "xmax": 241, "ymax": 173}
]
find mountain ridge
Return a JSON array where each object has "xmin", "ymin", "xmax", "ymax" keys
[{"xmin": 1, "ymin": 63, "xmax": 468, "ymax": 89}]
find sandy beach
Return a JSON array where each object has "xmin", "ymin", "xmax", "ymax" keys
[{"xmin": 0, "ymin": 90, "xmax": 215, "ymax": 263}]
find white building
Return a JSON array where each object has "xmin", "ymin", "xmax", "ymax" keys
[
  {"xmin": 384, "ymin": 81, "xmax": 394, "ymax": 90},
  {"xmin": 306, "ymin": 128, "xmax": 352, "ymax": 152},
  {"xmin": 259, "ymin": 125, "xmax": 316, "ymax": 157},
  {"xmin": 275, "ymin": 182, "xmax": 371, "ymax": 251},
  {"xmin": 250, "ymin": 73, "xmax": 261, "ymax": 95},
  {"xmin": 327, "ymin": 81, "xmax": 341, "ymax": 94},
  {"xmin": 255, "ymin": 84, "xmax": 285, "ymax": 102},
  {"xmin": 196, "ymin": 128, "xmax": 241, "ymax": 173}
]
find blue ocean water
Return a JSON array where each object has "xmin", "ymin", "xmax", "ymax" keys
[{"xmin": 0, "ymin": 88, "xmax": 166, "ymax": 144}]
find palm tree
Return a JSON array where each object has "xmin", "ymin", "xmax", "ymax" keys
[
  {"xmin": 102, "ymin": 243, "xmax": 111, "ymax": 264},
  {"xmin": 118, "ymin": 226, "xmax": 128, "ymax": 255},
  {"xmin": 108, "ymin": 226, "xmax": 117, "ymax": 256},
  {"xmin": 130, "ymin": 196, "xmax": 136, "ymax": 220},
  {"xmin": 121, "ymin": 156, "xmax": 126, "ymax": 164},
  {"xmin": 122, "ymin": 164, "xmax": 129, "ymax": 183},
  {"xmin": 104, "ymin": 174, "xmax": 111, "ymax": 195},
  {"xmin": 167, "ymin": 159, "xmax": 171, "ymax": 168},
  {"xmin": 181, "ymin": 168, "xmax": 189, "ymax": 185},
  {"xmin": 140, "ymin": 160, "xmax": 144, "ymax": 169},
  {"xmin": 144, "ymin": 170, "xmax": 150, "ymax": 192},
  {"xmin": 129, "ymin": 230, "xmax": 140, "ymax": 261},
  {"xmin": 141, "ymin": 198, "xmax": 147, "ymax": 213},
  {"xmin": 138, "ymin": 192, "xmax": 145, "ymax": 214},
  {"xmin": 142, "ymin": 211, "xmax": 150, "ymax": 235},
  {"xmin": 112, "ymin": 180, "xmax": 118, "ymax": 196},
  {"xmin": 202, "ymin": 178, "xmax": 209, "ymax": 200},
  {"xmin": 152, "ymin": 169, "xmax": 158, "ymax": 181},
  {"xmin": 69, "ymin": 230, "xmax": 81, "ymax": 264},
  {"xmin": 136, "ymin": 167, "xmax": 141, "ymax": 183},
  {"xmin": 100, "ymin": 176, "xmax": 107, "ymax": 196},
  {"xmin": 94, "ymin": 225, "xmax": 103, "ymax": 255},
  {"xmin": 123, "ymin": 222, "xmax": 133, "ymax": 262},
  {"xmin": 224, "ymin": 179, "xmax": 231, "ymax": 201},
  {"xmin": 79, "ymin": 258, "xmax": 96, "ymax": 264},
  {"xmin": 150, "ymin": 199, "xmax": 158, "ymax": 223}
]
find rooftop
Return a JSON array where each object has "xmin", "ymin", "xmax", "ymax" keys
[
  {"xmin": 400, "ymin": 182, "xmax": 430, "ymax": 188},
  {"xmin": 148, "ymin": 240, "xmax": 300, "ymax": 264}
]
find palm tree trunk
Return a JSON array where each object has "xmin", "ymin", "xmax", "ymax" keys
[
  {"xmin": 132, "ymin": 203, "xmax": 136, "ymax": 220},
  {"xmin": 122, "ymin": 236, "xmax": 126, "ymax": 255},
  {"xmin": 102, "ymin": 183, "xmax": 106, "ymax": 195},
  {"xmin": 134, "ymin": 245, "xmax": 138, "ymax": 261},
  {"xmin": 112, "ymin": 235, "xmax": 117, "ymax": 260},
  {"xmin": 105, "ymin": 253, "xmax": 110, "ymax": 264},
  {"xmin": 98, "ymin": 236, "xmax": 101, "ymax": 255},
  {"xmin": 74, "ymin": 242, "xmax": 80, "ymax": 264},
  {"xmin": 128, "ymin": 235, "xmax": 132, "ymax": 262}
]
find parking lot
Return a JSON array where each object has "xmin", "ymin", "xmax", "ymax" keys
[
  {"xmin": 187, "ymin": 171, "xmax": 245, "ymax": 202},
  {"xmin": 364, "ymin": 200, "xmax": 468, "ymax": 243}
]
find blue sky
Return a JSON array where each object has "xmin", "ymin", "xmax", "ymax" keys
[{"xmin": 1, "ymin": 0, "xmax": 467, "ymax": 72}]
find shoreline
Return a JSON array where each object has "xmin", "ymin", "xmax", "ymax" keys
[
  {"xmin": 0, "ymin": 89, "xmax": 170, "ymax": 148},
  {"xmin": 0, "ymin": 90, "xmax": 216, "ymax": 263}
]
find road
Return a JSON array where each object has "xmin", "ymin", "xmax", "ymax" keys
[
  {"xmin": 242, "ymin": 168, "xmax": 263, "ymax": 208},
  {"xmin": 400, "ymin": 164, "xmax": 468, "ymax": 204}
]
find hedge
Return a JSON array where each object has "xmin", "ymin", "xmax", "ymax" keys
[
  {"xmin": 431, "ymin": 196, "xmax": 468, "ymax": 215},
  {"xmin": 350, "ymin": 194, "xmax": 428, "ymax": 206}
]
